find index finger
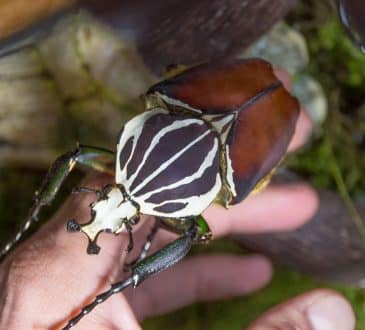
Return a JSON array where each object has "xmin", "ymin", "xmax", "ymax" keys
[{"xmin": 203, "ymin": 183, "xmax": 318, "ymax": 238}]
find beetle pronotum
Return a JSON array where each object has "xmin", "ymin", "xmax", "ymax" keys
[{"xmin": 0, "ymin": 58, "xmax": 299, "ymax": 328}]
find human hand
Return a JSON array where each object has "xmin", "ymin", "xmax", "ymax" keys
[
  {"xmin": 0, "ymin": 72, "xmax": 354, "ymax": 330},
  {"xmin": 0, "ymin": 171, "xmax": 354, "ymax": 330}
]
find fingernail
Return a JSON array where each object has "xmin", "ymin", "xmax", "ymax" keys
[{"xmin": 306, "ymin": 294, "xmax": 355, "ymax": 330}]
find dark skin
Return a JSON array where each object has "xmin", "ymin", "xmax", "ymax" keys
[{"xmin": 0, "ymin": 72, "xmax": 355, "ymax": 330}]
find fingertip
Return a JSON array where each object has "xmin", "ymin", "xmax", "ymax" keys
[
  {"xmin": 204, "ymin": 183, "xmax": 319, "ymax": 236},
  {"xmin": 243, "ymin": 182, "xmax": 319, "ymax": 231},
  {"xmin": 288, "ymin": 108, "xmax": 313, "ymax": 152},
  {"xmin": 248, "ymin": 289, "xmax": 355, "ymax": 330},
  {"xmin": 274, "ymin": 69, "xmax": 313, "ymax": 152},
  {"xmin": 274, "ymin": 69, "xmax": 292, "ymax": 91},
  {"xmin": 274, "ymin": 182, "xmax": 319, "ymax": 230},
  {"xmin": 306, "ymin": 290, "xmax": 355, "ymax": 330}
]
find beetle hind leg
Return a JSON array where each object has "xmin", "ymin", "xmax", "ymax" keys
[{"xmin": 63, "ymin": 224, "xmax": 197, "ymax": 329}]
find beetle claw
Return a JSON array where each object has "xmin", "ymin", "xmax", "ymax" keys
[
  {"xmin": 67, "ymin": 219, "xmax": 81, "ymax": 232},
  {"xmin": 87, "ymin": 240, "xmax": 101, "ymax": 255}
]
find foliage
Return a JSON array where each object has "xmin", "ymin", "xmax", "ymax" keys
[{"xmin": 288, "ymin": 1, "xmax": 365, "ymax": 197}]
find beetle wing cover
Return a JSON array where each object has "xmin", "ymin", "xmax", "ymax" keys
[
  {"xmin": 148, "ymin": 59, "xmax": 300, "ymax": 204},
  {"xmin": 226, "ymin": 85, "xmax": 298, "ymax": 203}
]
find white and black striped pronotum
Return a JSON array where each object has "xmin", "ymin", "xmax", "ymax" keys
[{"xmin": 0, "ymin": 58, "xmax": 300, "ymax": 329}]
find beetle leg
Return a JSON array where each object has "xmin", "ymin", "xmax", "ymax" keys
[
  {"xmin": 124, "ymin": 219, "xmax": 160, "ymax": 270},
  {"xmin": 194, "ymin": 215, "xmax": 212, "ymax": 243},
  {"xmin": 63, "ymin": 224, "xmax": 197, "ymax": 330},
  {"xmin": 71, "ymin": 186, "xmax": 101, "ymax": 195},
  {"xmin": 0, "ymin": 145, "xmax": 115, "ymax": 261},
  {"xmin": 124, "ymin": 214, "xmax": 141, "ymax": 253},
  {"xmin": 135, "ymin": 219, "xmax": 160, "ymax": 261},
  {"xmin": 125, "ymin": 222, "xmax": 134, "ymax": 253},
  {"xmin": 159, "ymin": 215, "xmax": 212, "ymax": 243}
]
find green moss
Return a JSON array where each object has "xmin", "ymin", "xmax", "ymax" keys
[
  {"xmin": 287, "ymin": 107, "xmax": 365, "ymax": 196},
  {"xmin": 308, "ymin": 20, "xmax": 365, "ymax": 89}
]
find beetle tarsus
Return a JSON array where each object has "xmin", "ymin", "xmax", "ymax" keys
[
  {"xmin": 67, "ymin": 219, "xmax": 81, "ymax": 232},
  {"xmin": 86, "ymin": 241, "xmax": 101, "ymax": 255}
]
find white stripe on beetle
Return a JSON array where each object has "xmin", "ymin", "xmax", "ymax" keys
[
  {"xmin": 131, "ymin": 129, "xmax": 212, "ymax": 195},
  {"xmin": 136, "ymin": 138, "xmax": 219, "ymax": 200},
  {"xmin": 127, "ymin": 117, "xmax": 205, "ymax": 187}
]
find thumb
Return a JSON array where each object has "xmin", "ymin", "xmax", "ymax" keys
[{"xmin": 247, "ymin": 289, "xmax": 355, "ymax": 330}]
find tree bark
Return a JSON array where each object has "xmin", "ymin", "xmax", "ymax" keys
[
  {"xmin": 0, "ymin": 0, "xmax": 297, "ymax": 73},
  {"xmin": 89, "ymin": 0, "xmax": 298, "ymax": 73}
]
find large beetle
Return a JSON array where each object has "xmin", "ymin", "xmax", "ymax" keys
[{"xmin": 0, "ymin": 58, "xmax": 299, "ymax": 328}]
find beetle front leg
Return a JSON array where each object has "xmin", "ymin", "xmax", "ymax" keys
[
  {"xmin": 62, "ymin": 224, "xmax": 197, "ymax": 329},
  {"xmin": 0, "ymin": 145, "xmax": 115, "ymax": 260}
]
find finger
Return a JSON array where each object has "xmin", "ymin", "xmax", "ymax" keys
[
  {"xmin": 247, "ymin": 289, "xmax": 355, "ymax": 330},
  {"xmin": 203, "ymin": 183, "xmax": 318, "ymax": 238},
  {"xmin": 274, "ymin": 70, "xmax": 292, "ymax": 91},
  {"xmin": 275, "ymin": 70, "xmax": 313, "ymax": 152},
  {"xmin": 2, "ymin": 173, "xmax": 138, "ymax": 328},
  {"xmin": 288, "ymin": 108, "xmax": 313, "ymax": 152},
  {"xmin": 126, "ymin": 254, "xmax": 272, "ymax": 320}
]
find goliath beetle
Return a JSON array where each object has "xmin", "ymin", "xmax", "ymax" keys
[{"xmin": 0, "ymin": 58, "xmax": 299, "ymax": 329}]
